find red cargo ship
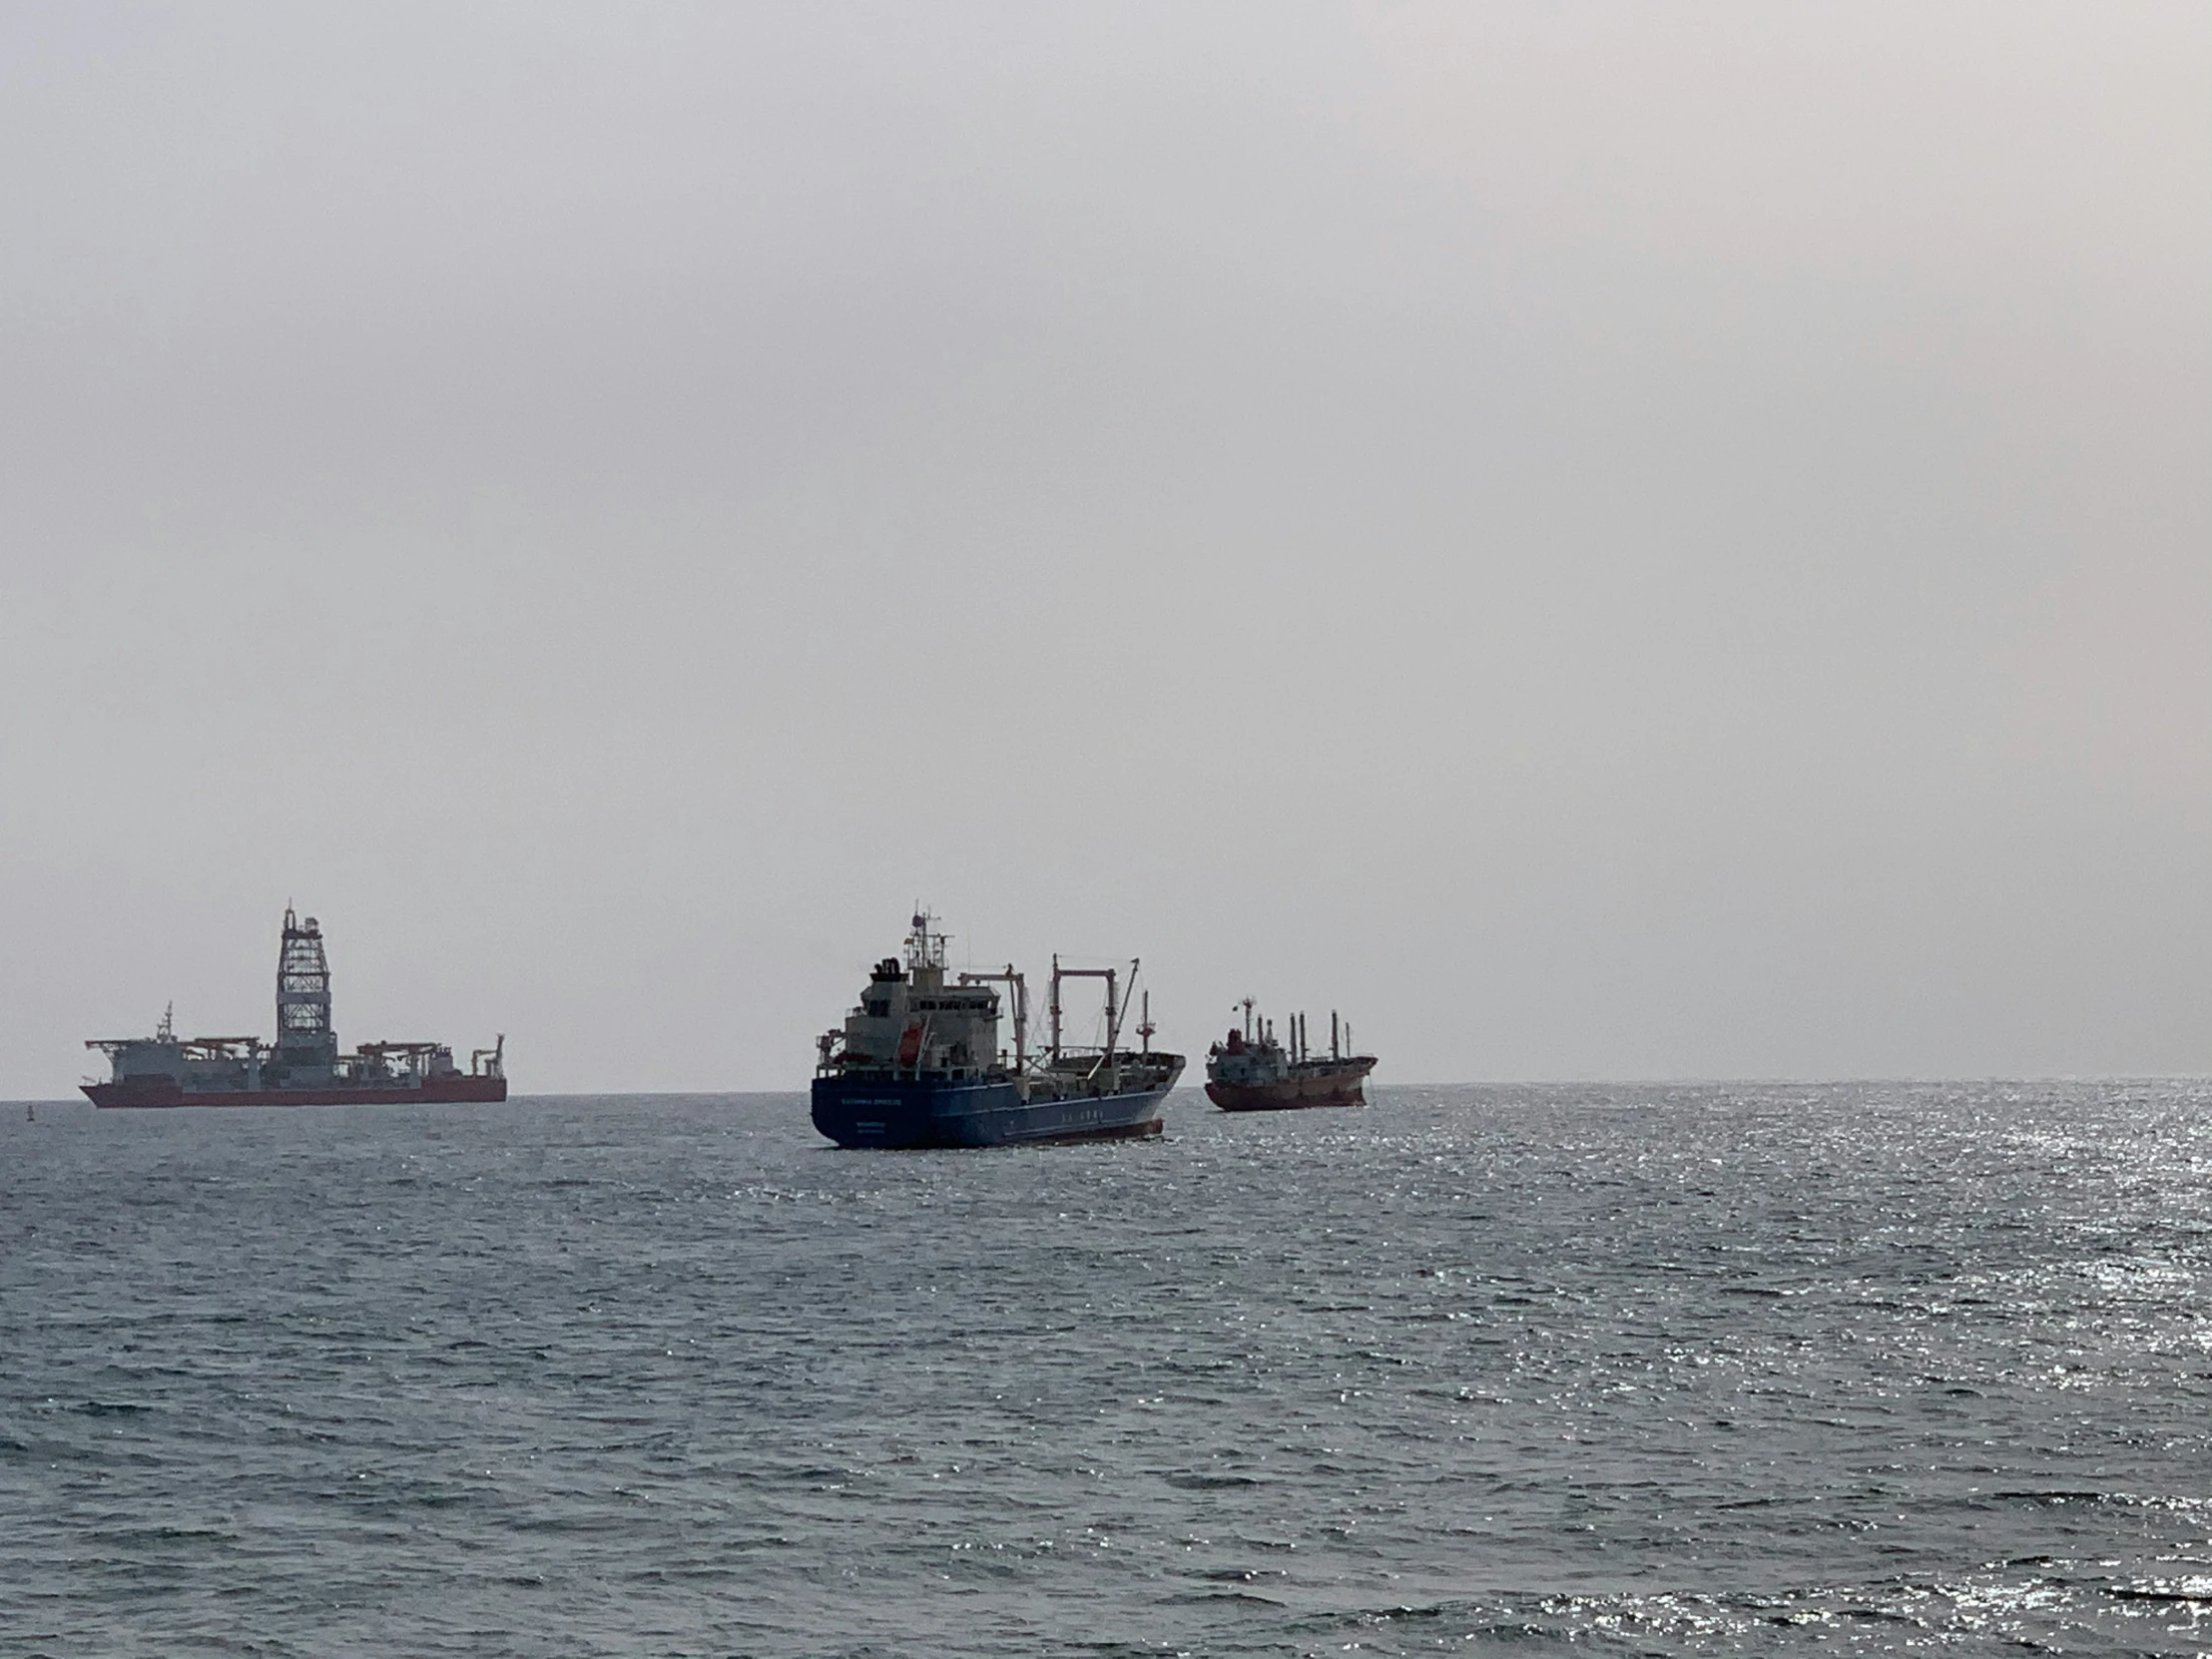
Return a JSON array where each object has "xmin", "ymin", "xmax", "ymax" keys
[
  {"xmin": 83, "ymin": 907, "xmax": 507, "ymax": 1108},
  {"xmin": 1205, "ymin": 999, "xmax": 1374, "ymax": 1111}
]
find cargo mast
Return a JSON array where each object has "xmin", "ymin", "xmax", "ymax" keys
[
  {"xmin": 956, "ymin": 965, "xmax": 1029, "ymax": 1070},
  {"xmin": 1049, "ymin": 957, "xmax": 1128, "ymax": 1062}
]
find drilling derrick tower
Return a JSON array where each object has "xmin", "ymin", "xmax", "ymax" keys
[
  {"xmin": 275, "ymin": 905, "xmax": 337, "ymax": 1078},
  {"xmin": 80, "ymin": 904, "xmax": 508, "ymax": 1107}
]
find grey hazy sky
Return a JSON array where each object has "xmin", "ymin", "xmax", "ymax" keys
[{"xmin": 2, "ymin": 3, "xmax": 2206, "ymax": 1094}]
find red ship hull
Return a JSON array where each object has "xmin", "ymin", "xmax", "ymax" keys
[
  {"xmin": 1206, "ymin": 1060, "xmax": 1374, "ymax": 1112},
  {"xmin": 82, "ymin": 1076, "xmax": 509, "ymax": 1109}
]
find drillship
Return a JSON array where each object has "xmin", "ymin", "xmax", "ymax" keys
[
  {"xmin": 1205, "ymin": 998, "xmax": 1375, "ymax": 1111},
  {"xmin": 811, "ymin": 913, "xmax": 1183, "ymax": 1148},
  {"xmin": 82, "ymin": 907, "xmax": 507, "ymax": 1108}
]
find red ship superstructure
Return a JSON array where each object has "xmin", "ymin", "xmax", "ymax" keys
[
  {"xmin": 1204, "ymin": 997, "xmax": 1374, "ymax": 1111},
  {"xmin": 83, "ymin": 907, "xmax": 506, "ymax": 1108}
]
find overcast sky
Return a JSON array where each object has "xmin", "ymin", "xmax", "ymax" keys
[{"xmin": 2, "ymin": 3, "xmax": 2205, "ymax": 1095}]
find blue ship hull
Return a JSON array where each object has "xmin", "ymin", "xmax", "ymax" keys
[{"xmin": 811, "ymin": 1075, "xmax": 1171, "ymax": 1148}]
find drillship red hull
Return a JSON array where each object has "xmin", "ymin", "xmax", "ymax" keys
[
  {"xmin": 82, "ymin": 1076, "xmax": 508, "ymax": 1109},
  {"xmin": 1206, "ymin": 1059, "xmax": 1374, "ymax": 1112}
]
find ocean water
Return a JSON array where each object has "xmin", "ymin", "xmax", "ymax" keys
[{"xmin": 4, "ymin": 1083, "xmax": 2210, "ymax": 1657}]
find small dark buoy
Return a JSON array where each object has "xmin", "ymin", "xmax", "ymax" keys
[{"xmin": 25, "ymin": 1102, "xmax": 34, "ymax": 1122}]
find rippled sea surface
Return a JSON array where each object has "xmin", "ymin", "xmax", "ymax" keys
[{"xmin": 6, "ymin": 1083, "xmax": 2212, "ymax": 1656}]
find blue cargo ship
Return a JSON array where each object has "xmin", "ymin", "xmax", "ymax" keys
[{"xmin": 811, "ymin": 914, "xmax": 1184, "ymax": 1148}]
